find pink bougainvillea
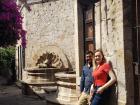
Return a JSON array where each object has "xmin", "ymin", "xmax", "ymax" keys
[{"xmin": 0, "ymin": 0, "xmax": 26, "ymax": 47}]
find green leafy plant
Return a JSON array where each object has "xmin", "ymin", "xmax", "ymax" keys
[{"xmin": 0, "ymin": 47, "xmax": 15, "ymax": 83}]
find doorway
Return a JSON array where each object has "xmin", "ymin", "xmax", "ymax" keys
[
  {"xmin": 78, "ymin": 0, "xmax": 95, "ymax": 55},
  {"xmin": 84, "ymin": 5, "xmax": 95, "ymax": 52}
]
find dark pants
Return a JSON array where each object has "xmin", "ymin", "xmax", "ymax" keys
[{"xmin": 90, "ymin": 86, "xmax": 110, "ymax": 105}]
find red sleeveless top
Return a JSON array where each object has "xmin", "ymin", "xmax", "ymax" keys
[{"xmin": 92, "ymin": 63, "xmax": 111, "ymax": 86}]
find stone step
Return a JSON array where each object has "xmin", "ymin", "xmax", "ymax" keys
[
  {"xmin": 41, "ymin": 86, "xmax": 57, "ymax": 93},
  {"xmin": 45, "ymin": 93, "xmax": 78, "ymax": 105},
  {"xmin": 24, "ymin": 81, "xmax": 56, "ymax": 86}
]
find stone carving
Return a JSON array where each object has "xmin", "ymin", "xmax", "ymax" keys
[
  {"xmin": 32, "ymin": 45, "xmax": 69, "ymax": 69},
  {"xmin": 36, "ymin": 52, "xmax": 64, "ymax": 69},
  {"xmin": 23, "ymin": 46, "xmax": 70, "ymax": 96}
]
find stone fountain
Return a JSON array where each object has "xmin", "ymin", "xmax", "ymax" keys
[
  {"xmin": 21, "ymin": 46, "xmax": 78, "ymax": 104},
  {"xmin": 25, "ymin": 67, "xmax": 60, "ymax": 86},
  {"xmin": 23, "ymin": 47, "xmax": 69, "ymax": 95},
  {"xmin": 45, "ymin": 71, "xmax": 78, "ymax": 105}
]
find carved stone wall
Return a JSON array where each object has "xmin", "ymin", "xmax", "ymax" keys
[
  {"xmin": 22, "ymin": 0, "xmax": 76, "ymax": 69},
  {"xmin": 94, "ymin": 0, "xmax": 133, "ymax": 105}
]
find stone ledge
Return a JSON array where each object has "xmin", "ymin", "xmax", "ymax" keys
[
  {"xmin": 118, "ymin": 100, "xmax": 126, "ymax": 105},
  {"xmin": 57, "ymin": 81, "xmax": 76, "ymax": 87},
  {"xmin": 45, "ymin": 93, "xmax": 78, "ymax": 105}
]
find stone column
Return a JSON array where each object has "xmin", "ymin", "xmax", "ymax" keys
[{"xmin": 95, "ymin": 1, "xmax": 101, "ymax": 48}]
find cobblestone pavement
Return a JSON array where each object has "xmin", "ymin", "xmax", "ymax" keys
[{"xmin": 0, "ymin": 84, "xmax": 46, "ymax": 105}]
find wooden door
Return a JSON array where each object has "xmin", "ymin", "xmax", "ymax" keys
[{"xmin": 84, "ymin": 5, "xmax": 95, "ymax": 52}]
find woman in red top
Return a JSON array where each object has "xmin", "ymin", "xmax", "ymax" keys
[{"xmin": 90, "ymin": 49, "xmax": 116, "ymax": 105}]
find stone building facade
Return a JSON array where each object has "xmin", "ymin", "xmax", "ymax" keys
[{"xmin": 16, "ymin": 0, "xmax": 140, "ymax": 105}]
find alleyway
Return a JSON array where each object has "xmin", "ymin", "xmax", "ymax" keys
[{"xmin": 0, "ymin": 84, "xmax": 46, "ymax": 105}]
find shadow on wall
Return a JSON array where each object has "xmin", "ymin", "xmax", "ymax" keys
[
  {"xmin": 64, "ymin": 53, "xmax": 73, "ymax": 70},
  {"xmin": 104, "ymin": 61, "xmax": 118, "ymax": 105}
]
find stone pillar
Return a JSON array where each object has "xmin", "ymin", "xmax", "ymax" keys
[
  {"xmin": 94, "ymin": 0, "xmax": 129, "ymax": 105},
  {"xmin": 95, "ymin": 2, "xmax": 101, "ymax": 48},
  {"xmin": 123, "ymin": 0, "xmax": 135, "ymax": 105},
  {"xmin": 75, "ymin": 0, "xmax": 84, "ymax": 92}
]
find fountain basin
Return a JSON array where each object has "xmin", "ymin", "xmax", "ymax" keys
[
  {"xmin": 46, "ymin": 71, "xmax": 78, "ymax": 105},
  {"xmin": 25, "ymin": 67, "xmax": 62, "ymax": 86}
]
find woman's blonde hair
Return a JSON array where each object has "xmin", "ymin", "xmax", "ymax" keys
[{"xmin": 93, "ymin": 49, "xmax": 106, "ymax": 70}]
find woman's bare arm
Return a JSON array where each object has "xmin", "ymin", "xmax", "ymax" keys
[{"xmin": 96, "ymin": 69, "xmax": 117, "ymax": 93}]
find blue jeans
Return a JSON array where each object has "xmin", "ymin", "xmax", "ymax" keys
[{"xmin": 90, "ymin": 86, "xmax": 110, "ymax": 105}]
